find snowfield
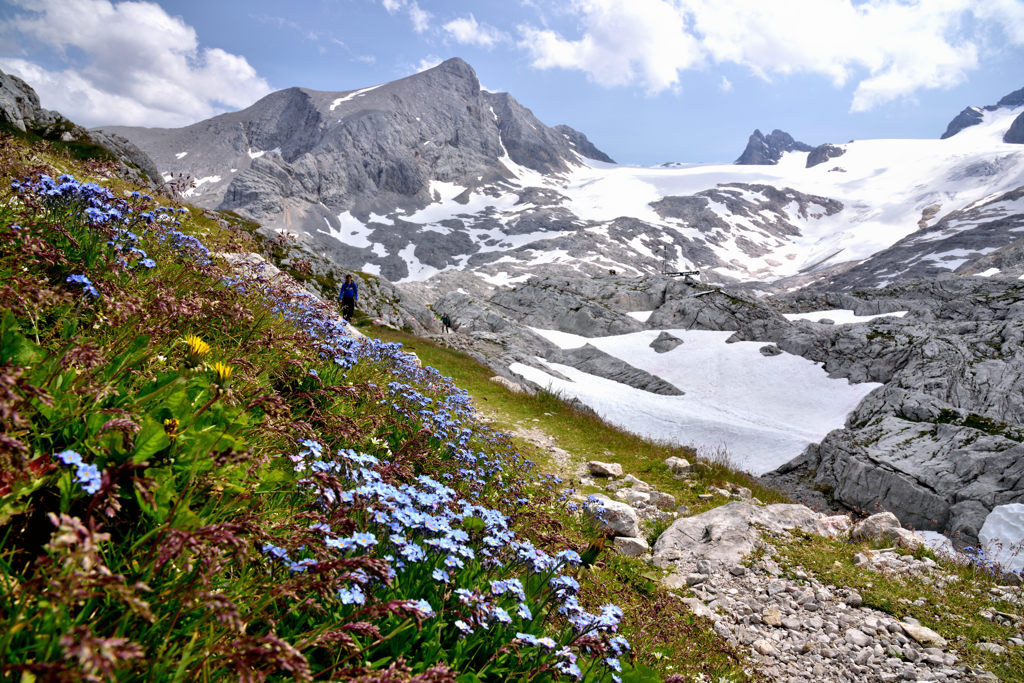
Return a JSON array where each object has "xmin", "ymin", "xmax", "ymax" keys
[
  {"xmin": 364, "ymin": 102, "xmax": 1024, "ymax": 284},
  {"xmin": 511, "ymin": 328, "xmax": 880, "ymax": 475}
]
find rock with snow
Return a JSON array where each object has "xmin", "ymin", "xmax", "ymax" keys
[
  {"xmin": 979, "ymin": 503, "xmax": 1024, "ymax": 573},
  {"xmin": 806, "ymin": 143, "xmax": 846, "ymax": 168},
  {"xmin": 553, "ymin": 124, "xmax": 615, "ymax": 163},
  {"xmin": 734, "ymin": 128, "xmax": 814, "ymax": 165},
  {"xmin": 1005, "ymin": 112, "xmax": 1024, "ymax": 144},
  {"xmin": 649, "ymin": 331, "xmax": 683, "ymax": 353},
  {"xmin": 548, "ymin": 344, "xmax": 683, "ymax": 395},
  {"xmin": 941, "ymin": 106, "xmax": 985, "ymax": 139}
]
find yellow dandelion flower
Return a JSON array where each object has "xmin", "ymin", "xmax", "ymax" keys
[
  {"xmin": 163, "ymin": 417, "xmax": 180, "ymax": 442},
  {"xmin": 212, "ymin": 361, "xmax": 234, "ymax": 388},
  {"xmin": 184, "ymin": 334, "xmax": 211, "ymax": 358}
]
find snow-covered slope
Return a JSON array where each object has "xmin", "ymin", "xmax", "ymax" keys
[
  {"xmin": 412, "ymin": 103, "xmax": 1024, "ymax": 287},
  {"xmin": 510, "ymin": 328, "xmax": 880, "ymax": 475}
]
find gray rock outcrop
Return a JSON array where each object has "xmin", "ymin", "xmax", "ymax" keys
[
  {"xmin": 649, "ymin": 331, "xmax": 682, "ymax": 353},
  {"xmin": 549, "ymin": 344, "xmax": 683, "ymax": 395},
  {"xmin": 1005, "ymin": 112, "xmax": 1024, "ymax": 144},
  {"xmin": 98, "ymin": 58, "xmax": 615, "ymax": 281},
  {"xmin": 653, "ymin": 502, "xmax": 842, "ymax": 570},
  {"xmin": 941, "ymin": 106, "xmax": 985, "ymax": 139},
  {"xmin": 940, "ymin": 85, "xmax": 1024, "ymax": 139},
  {"xmin": 735, "ymin": 129, "xmax": 814, "ymax": 165},
  {"xmin": 552, "ymin": 124, "xmax": 615, "ymax": 163},
  {"xmin": 806, "ymin": 143, "xmax": 846, "ymax": 168}
]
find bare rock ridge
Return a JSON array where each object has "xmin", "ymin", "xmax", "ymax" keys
[
  {"xmin": 735, "ymin": 128, "xmax": 814, "ymax": 165},
  {"xmin": 552, "ymin": 124, "xmax": 615, "ymax": 163},
  {"xmin": 0, "ymin": 68, "xmax": 162, "ymax": 188}
]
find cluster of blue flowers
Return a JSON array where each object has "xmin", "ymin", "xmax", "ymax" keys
[
  {"xmin": 65, "ymin": 274, "xmax": 99, "ymax": 299},
  {"xmin": 264, "ymin": 443, "xmax": 629, "ymax": 681},
  {"xmin": 12, "ymin": 173, "xmax": 201, "ymax": 276},
  {"xmin": 55, "ymin": 449, "xmax": 103, "ymax": 494}
]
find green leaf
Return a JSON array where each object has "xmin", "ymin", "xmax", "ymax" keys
[
  {"xmin": 456, "ymin": 673, "xmax": 483, "ymax": 683},
  {"xmin": 132, "ymin": 418, "xmax": 170, "ymax": 463},
  {"xmin": 0, "ymin": 311, "xmax": 41, "ymax": 366}
]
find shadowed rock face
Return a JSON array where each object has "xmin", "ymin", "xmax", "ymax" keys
[
  {"xmin": 940, "ymin": 85, "xmax": 1024, "ymax": 139},
  {"xmin": 735, "ymin": 129, "xmax": 813, "ymax": 165},
  {"xmin": 812, "ymin": 184, "xmax": 1024, "ymax": 291},
  {"xmin": 1005, "ymin": 112, "xmax": 1024, "ymax": 144},
  {"xmin": 552, "ymin": 124, "xmax": 615, "ymax": 163},
  {"xmin": 941, "ymin": 107, "xmax": 984, "ymax": 139},
  {"xmin": 806, "ymin": 143, "xmax": 846, "ymax": 168}
]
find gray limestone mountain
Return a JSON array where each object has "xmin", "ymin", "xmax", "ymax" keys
[
  {"xmin": 734, "ymin": 129, "xmax": 814, "ymax": 165},
  {"xmin": 1005, "ymin": 112, "xmax": 1024, "ymax": 144},
  {"xmin": 805, "ymin": 143, "xmax": 846, "ymax": 168},
  {"xmin": 99, "ymin": 58, "xmax": 613, "ymax": 281},
  {"xmin": 810, "ymin": 183, "xmax": 1024, "ymax": 291},
  {"xmin": 941, "ymin": 106, "xmax": 985, "ymax": 139}
]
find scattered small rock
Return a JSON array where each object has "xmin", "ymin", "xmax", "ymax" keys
[
  {"xmin": 664, "ymin": 456, "xmax": 691, "ymax": 475},
  {"xmin": 587, "ymin": 460, "xmax": 623, "ymax": 477},
  {"xmin": 613, "ymin": 536, "xmax": 650, "ymax": 558}
]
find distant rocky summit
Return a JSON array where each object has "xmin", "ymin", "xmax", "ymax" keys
[
  {"xmin": 940, "ymin": 85, "xmax": 1024, "ymax": 139},
  {"xmin": 806, "ymin": 143, "xmax": 846, "ymax": 168},
  {"xmin": 735, "ymin": 128, "xmax": 814, "ymax": 165}
]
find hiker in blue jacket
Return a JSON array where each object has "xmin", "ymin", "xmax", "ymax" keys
[{"xmin": 339, "ymin": 274, "xmax": 358, "ymax": 322}]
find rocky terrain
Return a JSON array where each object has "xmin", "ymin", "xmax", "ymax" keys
[
  {"xmin": 406, "ymin": 271, "xmax": 1024, "ymax": 548},
  {"xmin": 734, "ymin": 128, "xmax": 814, "ymax": 165}
]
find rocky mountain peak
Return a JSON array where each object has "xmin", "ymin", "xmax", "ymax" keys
[
  {"xmin": 402, "ymin": 57, "xmax": 481, "ymax": 99},
  {"xmin": 940, "ymin": 85, "xmax": 1024, "ymax": 139},
  {"xmin": 735, "ymin": 128, "xmax": 813, "ymax": 165},
  {"xmin": 995, "ymin": 85, "xmax": 1024, "ymax": 109}
]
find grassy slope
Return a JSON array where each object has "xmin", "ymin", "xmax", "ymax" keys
[{"xmin": 0, "ymin": 135, "xmax": 754, "ymax": 681}]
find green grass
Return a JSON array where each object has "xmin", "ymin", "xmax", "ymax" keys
[{"xmin": 775, "ymin": 530, "xmax": 1024, "ymax": 681}]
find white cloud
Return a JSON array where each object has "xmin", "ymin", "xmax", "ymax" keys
[
  {"xmin": 413, "ymin": 55, "xmax": 443, "ymax": 73},
  {"xmin": 2, "ymin": 0, "xmax": 270, "ymax": 127},
  {"xmin": 718, "ymin": 75, "xmax": 732, "ymax": 92},
  {"xmin": 380, "ymin": 0, "xmax": 431, "ymax": 33},
  {"xmin": 443, "ymin": 14, "xmax": 506, "ymax": 48},
  {"xmin": 408, "ymin": 2, "xmax": 431, "ymax": 33},
  {"xmin": 519, "ymin": 0, "xmax": 703, "ymax": 93},
  {"xmin": 518, "ymin": 0, "xmax": 1024, "ymax": 110}
]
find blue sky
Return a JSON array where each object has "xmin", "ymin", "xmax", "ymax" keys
[{"xmin": 2, "ymin": 0, "xmax": 1023, "ymax": 165}]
